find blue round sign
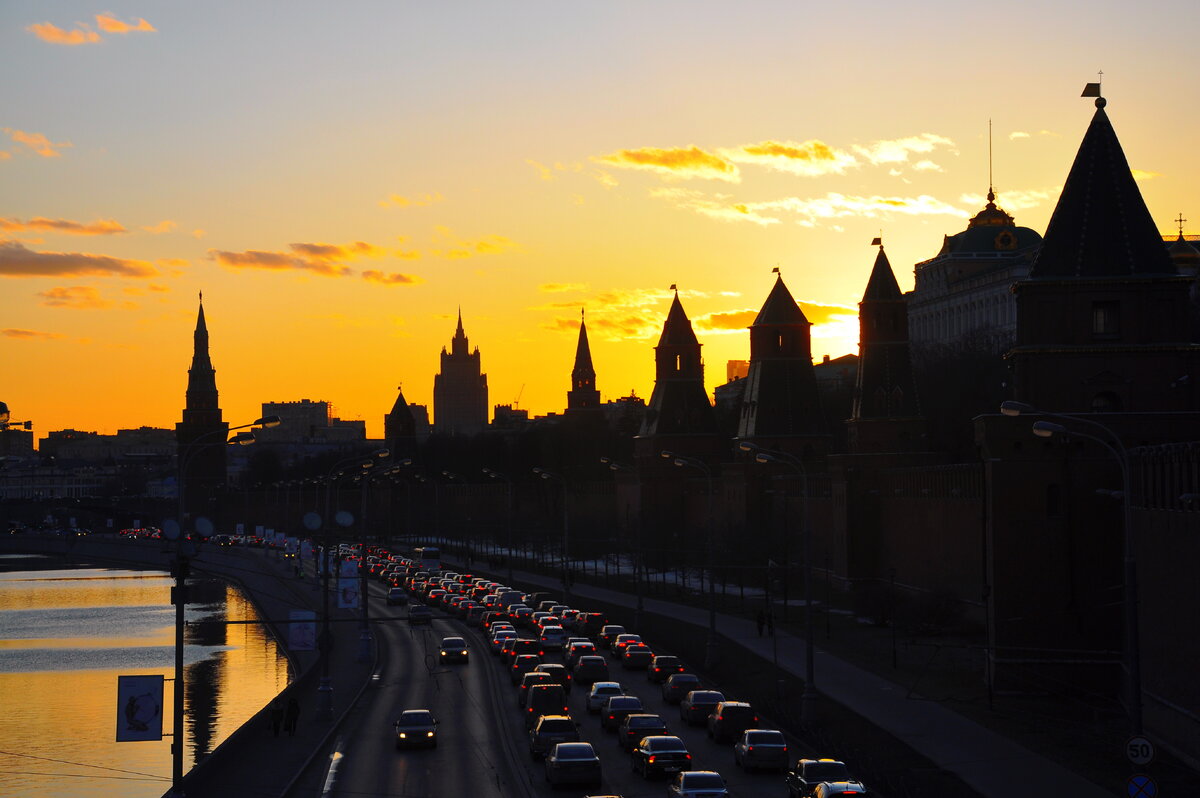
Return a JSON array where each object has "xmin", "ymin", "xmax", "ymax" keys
[{"xmin": 1127, "ymin": 774, "xmax": 1157, "ymax": 798}]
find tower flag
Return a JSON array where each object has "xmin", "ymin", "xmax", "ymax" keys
[{"xmin": 1081, "ymin": 82, "xmax": 1101, "ymax": 97}]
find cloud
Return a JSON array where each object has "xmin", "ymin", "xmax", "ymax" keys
[
  {"xmin": 0, "ymin": 217, "xmax": 126, "ymax": 235},
  {"xmin": 432, "ymin": 234, "xmax": 518, "ymax": 259},
  {"xmin": 747, "ymin": 192, "xmax": 967, "ymax": 224},
  {"xmin": 142, "ymin": 220, "xmax": 177, "ymax": 233},
  {"xmin": 597, "ymin": 145, "xmax": 739, "ymax": 182},
  {"xmin": 4, "ymin": 129, "xmax": 72, "ymax": 158},
  {"xmin": 95, "ymin": 14, "xmax": 155, "ymax": 34},
  {"xmin": 362, "ymin": 270, "xmax": 422, "ymax": 286},
  {"xmin": 1131, "ymin": 169, "xmax": 1161, "ymax": 182},
  {"xmin": 0, "ymin": 240, "xmax": 157, "ymax": 278},
  {"xmin": 2, "ymin": 328, "xmax": 66, "ymax": 340},
  {"xmin": 192, "ymin": 229, "xmax": 206, "ymax": 238},
  {"xmin": 960, "ymin": 187, "xmax": 1061, "ymax": 211},
  {"xmin": 911, "ymin": 160, "xmax": 942, "ymax": 172},
  {"xmin": 799, "ymin": 301, "xmax": 858, "ymax": 326},
  {"xmin": 378, "ymin": 192, "xmax": 443, "ymax": 208},
  {"xmin": 723, "ymin": 140, "xmax": 859, "ymax": 177},
  {"xmin": 853, "ymin": 133, "xmax": 955, "ymax": 165},
  {"xmin": 649, "ymin": 188, "xmax": 782, "ymax": 226},
  {"xmin": 1008, "ymin": 131, "xmax": 1031, "ymax": 140},
  {"xmin": 540, "ymin": 283, "xmax": 589, "ymax": 293},
  {"xmin": 695, "ymin": 309, "xmax": 758, "ymax": 334},
  {"xmin": 38, "ymin": 285, "xmax": 113, "ymax": 309},
  {"xmin": 0, "ymin": 152, "xmax": 10, "ymax": 160},
  {"xmin": 527, "ymin": 160, "xmax": 556, "ymax": 181},
  {"xmin": 210, "ymin": 240, "xmax": 386, "ymax": 276},
  {"xmin": 26, "ymin": 22, "xmax": 100, "ymax": 45}
]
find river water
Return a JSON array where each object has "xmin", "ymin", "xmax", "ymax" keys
[{"xmin": 0, "ymin": 554, "xmax": 291, "ymax": 798}]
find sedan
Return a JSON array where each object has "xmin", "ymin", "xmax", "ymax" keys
[
  {"xmin": 544, "ymin": 741, "xmax": 602, "ymax": 787},
  {"xmin": 393, "ymin": 709, "xmax": 438, "ymax": 749},
  {"xmin": 585, "ymin": 681, "xmax": 624, "ymax": 714},
  {"xmin": 490, "ymin": 629, "xmax": 518, "ymax": 654},
  {"xmin": 611, "ymin": 633, "xmax": 642, "ymax": 657},
  {"xmin": 631, "ymin": 734, "xmax": 692, "ymax": 779},
  {"xmin": 679, "ymin": 690, "xmax": 725, "ymax": 725},
  {"xmin": 621, "ymin": 644, "xmax": 655, "ymax": 670},
  {"xmin": 667, "ymin": 770, "xmax": 729, "ymax": 797},
  {"xmin": 386, "ymin": 587, "xmax": 408, "ymax": 606},
  {"xmin": 438, "ymin": 636, "xmax": 469, "ymax": 664},
  {"xmin": 572, "ymin": 655, "xmax": 610, "ymax": 687},
  {"xmin": 599, "ymin": 695, "xmax": 644, "ymax": 732},
  {"xmin": 661, "ymin": 673, "xmax": 701, "ymax": 704},
  {"xmin": 733, "ymin": 728, "xmax": 788, "ymax": 772},
  {"xmin": 510, "ymin": 653, "xmax": 542, "ymax": 684},
  {"xmin": 647, "ymin": 654, "xmax": 686, "ymax": 683},
  {"xmin": 616, "ymin": 712, "xmax": 669, "ymax": 751}
]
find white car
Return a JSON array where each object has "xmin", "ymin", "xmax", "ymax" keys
[
  {"xmin": 539, "ymin": 625, "xmax": 567, "ymax": 650},
  {"xmin": 585, "ymin": 681, "xmax": 624, "ymax": 713}
]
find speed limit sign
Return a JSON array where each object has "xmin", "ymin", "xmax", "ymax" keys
[{"xmin": 1126, "ymin": 736, "xmax": 1155, "ymax": 766}]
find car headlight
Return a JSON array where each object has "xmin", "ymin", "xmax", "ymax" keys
[
  {"xmin": 426, "ymin": 731, "xmax": 434, "ymax": 737},
  {"xmin": 398, "ymin": 732, "xmax": 407, "ymax": 738}
]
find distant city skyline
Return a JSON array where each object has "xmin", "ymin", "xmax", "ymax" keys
[{"xmin": 2, "ymin": 2, "xmax": 1197, "ymax": 437}]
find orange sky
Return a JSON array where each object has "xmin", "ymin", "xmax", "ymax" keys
[{"xmin": 3, "ymin": 2, "xmax": 1197, "ymax": 439}]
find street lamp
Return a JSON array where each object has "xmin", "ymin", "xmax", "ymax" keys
[
  {"xmin": 533, "ymin": 468, "xmax": 570, "ymax": 603},
  {"xmin": 660, "ymin": 450, "xmax": 720, "ymax": 671},
  {"xmin": 1000, "ymin": 401, "xmax": 1143, "ymax": 735},
  {"xmin": 483, "ymin": 468, "xmax": 515, "ymax": 582},
  {"xmin": 601, "ymin": 456, "xmax": 645, "ymax": 631}
]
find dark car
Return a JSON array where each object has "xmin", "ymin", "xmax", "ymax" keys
[
  {"xmin": 572, "ymin": 655, "xmax": 610, "ymax": 687},
  {"xmin": 647, "ymin": 654, "xmax": 686, "ymax": 683},
  {"xmin": 621, "ymin": 644, "xmax": 655, "ymax": 670},
  {"xmin": 534, "ymin": 662, "xmax": 572, "ymax": 691},
  {"xmin": 661, "ymin": 672, "xmax": 701, "ymax": 704},
  {"xmin": 597, "ymin": 624, "xmax": 626, "ymax": 649},
  {"xmin": 438, "ymin": 636, "xmax": 469, "ymax": 664},
  {"xmin": 787, "ymin": 759, "xmax": 852, "ymax": 798},
  {"xmin": 812, "ymin": 782, "xmax": 870, "ymax": 798},
  {"xmin": 584, "ymin": 681, "xmax": 624, "ymax": 714},
  {"xmin": 667, "ymin": 770, "xmax": 729, "ymax": 797},
  {"xmin": 617, "ymin": 712, "xmax": 669, "ymax": 751},
  {"xmin": 506, "ymin": 637, "xmax": 544, "ymax": 664},
  {"xmin": 511, "ymin": 653, "xmax": 542, "ymax": 684},
  {"xmin": 517, "ymin": 671, "xmax": 557, "ymax": 708},
  {"xmin": 733, "ymin": 728, "xmax": 788, "ymax": 772},
  {"xmin": 679, "ymin": 690, "xmax": 725, "ymax": 725},
  {"xmin": 529, "ymin": 714, "xmax": 579, "ymax": 759},
  {"xmin": 544, "ymin": 741, "xmax": 602, "ymax": 787},
  {"xmin": 632, "ymin": 734, "xmax": 692, "ymax": 779},
  {"xmin": 407, "ymin": 604, "xmax": 432, "ymax": 625},
  {"xmin": 706, "ymin": 701, "xmax": 758, "ymax": 742},
  {"xmin": 599, "ymin": 694, "xmax": 644, "ymax": 732},
  {"xmin": 523, "ymin": 683, "xmax": 570, "ymax": 730},
  {"xmin": 393, "ymin": 709, "xmax": 438, "ymax": 748},
  {"xmin": 574, "ymin": 611, "xmax": 608, "ymax": 636},
  {"xmin": 386, "ymin": 587, "xmax": 408, "ymax": 605}
]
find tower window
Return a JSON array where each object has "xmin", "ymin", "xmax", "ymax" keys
[
  {"xmin": 675, "ymin": 354, "xmax": 682, "ymax": 371},
  {"xmin": 1091, "ymin": 301, "xmax": 1120, "ymax": 338}
]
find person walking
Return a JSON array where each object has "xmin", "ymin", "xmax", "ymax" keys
[
  {"xmin": 284, "ymin": 696, "xmax": 300, "ymax": 736},
  {"xmin": 755, "ymin": 610, "xmax": 765, "ymax": 637},
  {"xmin": 269, "ymin": 699, "xmax": 284, "ymax": 737}
]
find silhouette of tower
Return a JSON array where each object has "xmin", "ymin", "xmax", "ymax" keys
[
  {"xmin": 384, "ymin": 385, "xmax": 417, "ymax": 460},
  {"xmin": 1009, "ymin": 97, "xmax": 1200, "ymax": 412},
  {"xmin": 639, "ymin": 290, "xmax": 716, "ymax": 438},
  {"xmin": 433, "ymin": 309, "xmax": 489, "ymax": 435},
  {"xmin": 567, "ymin": 309, "xmax": 601, "ymax": 412},
  {"xmin": 175, "ymin": 294, "xmax": 229, "ymax": 528},
  {"xmin": 737, "ymin": 271, "xmax": 826, "ymax": 455},
  {"xmin": 849, "ymin": 243, "xmax": 926, "ymax": 452}
]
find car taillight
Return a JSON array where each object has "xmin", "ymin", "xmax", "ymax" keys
[
  {"xmin": 748, "ymin": 745, "xmax": 754, "ymax": 751},
  {"xmin": 648, "ymin": 755, "xmax": 656, "ymax": 763},
  {"xmin": 684, "ymin": 753, "xmax": 691, "ymax": 759}
]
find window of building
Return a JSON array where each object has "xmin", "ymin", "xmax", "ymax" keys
[{"xmin": 1091, "ymin": 301, "xmax": 1120, "ymax": 337}]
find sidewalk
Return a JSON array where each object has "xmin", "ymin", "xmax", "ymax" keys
[{"xmin": 491, "ymin": 563, "xmax": 1117, "ymax": 798}]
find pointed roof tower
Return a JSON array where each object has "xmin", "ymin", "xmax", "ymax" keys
[
  {"xmin": 184, "ymin": 293, "xmax": 220, "ymax": 417},
  {"xmin": 863, "ymin": 245, "xmax": 903, "ymax": 301},
  {"xmin": 1031, "ymin": 98, "xmax": 1176, "ymax": 279},
  {"xmin": 176, "ymin": 293, "xmax": 228, "ymax": 530},
  {"xmin": 639, "ymin": 288, "xmax": 716, "ymax": 437},
  {"xmin": 567, "ymin": 309, "xmax": 600, "ymax": 412},
  {"xmin": 384, "ymin": 384, "xmax": 417, "ymax": 458}
]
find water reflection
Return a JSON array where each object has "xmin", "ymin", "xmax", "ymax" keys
[{"xmin": 0, "ymin": 563, "xmax": 290, "ymax": 798}]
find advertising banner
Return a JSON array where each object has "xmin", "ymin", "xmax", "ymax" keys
[
  {"xmin": 337, "ymin": 558, "xmax": 359, "ymax": 608},
  {"xmin": 289, "ymin": 610, "xmax": 317, "ymax": 651},
  {"xmin": 116, "ymin": 675, "xmax": 164, "ymax": 742}
]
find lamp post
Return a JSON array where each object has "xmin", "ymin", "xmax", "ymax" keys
[
  {"xmin": 483, "ymin": 468, "xmax": 515, "ymax": 583},
  {"xmin": 601, "ymin": 456, "xmax": 644, "ymax": 631},
  {"xmin": 661, "ymin": 451, "xmax": 719, "ymax": 671},
  {"xmin": 1000, "ymin": 401, "xmax": 1142, "ymax": 735},
  {"xmin": 737, "ymin": 439, "xmax": 818, "ymax": 725},
  {"xmin": 316, "ymin": 448, "xmax": 388, "ymax": 721},
  {"xmin": 166, "ymin": 420, "xmax": 270, "ymax": 798},
  {"xmin": 177, "ymin": 416, "xmax": 281, "ymax": 534},
  {"xmin": 533, "ymin": 468, "xmax": 570, "ymax": 603}
]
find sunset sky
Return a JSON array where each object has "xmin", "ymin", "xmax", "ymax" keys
[{"xmin": 3, "ymin": 2, "xmax": 1197, "ymax": 440}]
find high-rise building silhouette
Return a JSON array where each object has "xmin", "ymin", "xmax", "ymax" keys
[
  {"xmin": 175, "ymin": 294, "xmax": 228, "ymax": 528},
  {"xmin": 566, "ymin": 310, "xmax": 600, "ymax": 413},
  {"xmin": 433, "ymin": 310, "xmax": 489, "ymax": 435}
]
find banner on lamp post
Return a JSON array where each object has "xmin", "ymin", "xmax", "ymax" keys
[
  {"xmin": 337, "ymin": 558, "xmax": 359, "ymax": 608},
  {"xmin": 116, "ymin": 675, "xmax": 164, "ymax": 742},
  {"xmin": 289, "ymin": 610, "xmax": 317, "ymax": 651}
]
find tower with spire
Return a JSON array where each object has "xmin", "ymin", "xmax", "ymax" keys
[
  {"xmin": 849, "ymin": 242, "xmax": 926, "ymax": 452},
  {"xmin": 384, "ymin": 385, "xmax": 418, "ymax": 459},
  {"xmin": 1008, "ymin": 95, "xmax": 1200, "ymax": 413},
  {"xmin": 737, "ymin": 270, "xmax": 827, "ymax": 454},
  {"xmin": 567, "ymin": 309, "xmax": 601, "ymax": 412},
  {"xmin": 175, "ymin": 294, "xmax": 229, "ymax": 528},
  {"xmin": 637, "ymin": 289, "xmax": 716, "ymax": 440},
  {"xmin": 433, "ymin": 310, "xmax": 489, "ymax": 435}
]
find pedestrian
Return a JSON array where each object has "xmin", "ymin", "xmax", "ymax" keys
[
  {"xmin": 766, "ymin": 610, "xmax": 775, "ymax": 637},
  {"xmin": 756, "ymin": 610, "xmax": 765, "ymax": 637},
  {"xmin": 269, "ymin": 699, "xmax": 283, "ymax": 737},
  {"xmin": 284, "ymin": 696, "xmax": 300, "ymax": 736}
]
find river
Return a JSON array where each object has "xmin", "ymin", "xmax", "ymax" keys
[{"xmin": 0, "ymin": 553, "xmax": 291, "ymax": 798}]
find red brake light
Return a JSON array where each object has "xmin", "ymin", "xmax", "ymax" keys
[
  {"xmin": 684, "ymin": 753, "xmax": 691, "ymax": 759},
  {"xmin": 648, "ymin": 755, "xmax": 656, "ymax": 763},
  {"xmin": 748, "ymin": 745, "xmax": 754, "ymax": 751}
]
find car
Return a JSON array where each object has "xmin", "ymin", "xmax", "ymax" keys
[
  {"xmin": 621, "ymin": 644, "xmax": 654, "ymax": 670},
  {"xmin": 786, "ymin": 759, "xmax": 852, "ymax": 798},
  {"xmin": 488, "ymin": 621, "xmax": 516, "ymax": 637},
  {"xmin": 565, "ymin": 639, "xmax": 597, "ymax": 667},
  {"xmin": 610, "ymin": 633, "xmax": 642, "ymax": 657},
  {"xmin": 534, "ymin": 662, "xmax": 572, "ymax": 691},
  {"xmin": 616, "ymin": 712, "xmax": 669, "ymax": 751},
  {"xmin": 490, "ymin": 629, "xmax": 518, "ymax": 654},
  {"xmin": 518, "ymin": 671, "xmax": 557, "ymax": 708},
  {"xmin": 524, "ymin": 684, "xmax": 571, "ymax": 730},
  {"xmin": 585, "ymin": 681, "xmax": 625, "ymax": 714},
  {"xmin": 647, "ymin": 654, "xmax": 686, "ymax": 683},
  {"xmin": 631, "ymin": 734, "xmax": 692, "ymax": 779},
  {"xmin": 498, "ymin": 636, "xmax": 521, "ymax": 660},
  {"xmin": 733, "ymin": 728, "xmax": 788, "ymax": 772},
  {"xmin": 540, "ymin": 625, "xmax": 568, "ymax": 650},
  {"xmin": 706, "ymin": 701, "xmax": 758, "ymax": 742},
  {"xmin": 438, "ymin": 636, "xmax": 469, "ymax": 663},
  {"xmin": 393, "ymin": 709, "xmax": 438, "ymax": 748},
  {"xmin": 574, "ymin": 611, "xmax": 608, "ymax": 636},
  {"xmin": 407, "ymin": 604, "xmax": 432, "ymax": 625},
  {"xmin": 386, "ymin": 587, "xmax": 408, "ymax": 605},
  {"xmin": 506, "ymin": 637, "xmax": 544, "ymax": 663},
  {"xmin": 529, "ymin": 714, "xmax": 580, "ymax": 759},
  {"xmin": 812, "ymin": 782, "xmax": 871, "ymax": 797},
  {"xmin": 667, "ymin": 770, "xmax": 729, "ymax": 797},
  {"xmin": 661, "ymin": 672, "xmax": 701, "ymax": 704},
  {"xmin": 511, "ymin": 653, "xmax": 542, "ymax": 684},
  {"xmin": 544, "ymin": 741, "xmax": 602, "ymax": 787},
  {"xmin": 679, "ymin": 690, "xmax": 725, "ymax": 725},
  {"xmin": 572, "ymin": 655, "xmax": 610, "ymax": 687},
  {"xmin": 597, "ymin": 624, "xmax": 626, "ymax": 648},
  {"xmin": 599, "ymin": 695, "xmax": 644, "ymax": 732}
]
